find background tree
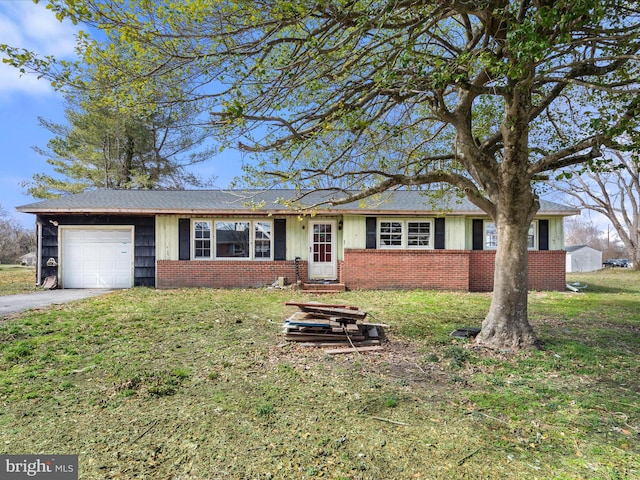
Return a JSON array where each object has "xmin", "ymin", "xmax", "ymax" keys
[
  {"xmin": 564, "ymin": 216, "xmax": 625, "ymax": 259},
  {"xmin": 556, "ymin": 149, "xmax": 640, "ymax": 269},
  {"xmin": 3, "ymin": 0, "xmax": 639, "ymax": 349},
  {"xmin": 0, "ymin": 206, "xmax": 36, "ymax": 264},
  {"xmin": 22, "ymin": 96, "xmax": 215, "ymax": 198},
  {"xmin": 564, "ymin": 217, "xmax": 606, "ymax": 250}
]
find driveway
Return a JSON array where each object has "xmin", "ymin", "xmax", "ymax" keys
[{"xmin": 0, "ymin": 289, "xmax": 112, "ymax": 317}]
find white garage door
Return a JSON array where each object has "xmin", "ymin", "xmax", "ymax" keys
[{"xmin": 62, "ymin": 229, "xmax": 133, "ymax": 288}]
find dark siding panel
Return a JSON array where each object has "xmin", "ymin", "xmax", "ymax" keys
[
  {"xmin": 37, "ymin": 217, "xmax": 59, "ymax": 280},
  {"xmin": 538, "ymin": 219, "xmax": 549, "ymax": 251},
  {"xmin": 38, "ymin": 214, "xmax": 156, "ymax": 287},
  {"xmin": 178, "ymin": 218, "xmax": 191, "ymax": 260},
  {"xmin": 472, "ymin": 219, "xmax": 484, "ymax": 250},
  {"xmin": 365, "ymin": 217, "xmax": 377, "ymax": 249},
  {"xmin": 434, "ymin": 218, "xmax": 445, "ymax": 249},
  {"xmin": 274, "ymin": 219, "xmax": 286, "ymax": 260}
]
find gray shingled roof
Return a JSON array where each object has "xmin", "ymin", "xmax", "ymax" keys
[
  {"xmin": 565, "ymin": 245, "xmax": 601, "ymax": 252},
  {"xmin": 16, "ymin": 189, "xmax": 578, "ymax": 216}
]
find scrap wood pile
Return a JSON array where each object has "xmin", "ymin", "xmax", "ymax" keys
[{"xmin": 283, "ymin": 302, "xmax": 387, "ymax": 354}]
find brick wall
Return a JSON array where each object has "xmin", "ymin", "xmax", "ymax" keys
[
  {"xmin": 342, "ymin": 249, "xmax": 470, "ymax": 290},
  {"xmin": 156, "ymin": 250, "xmax": 566, "ymax": 291},
  {"xmin": 468, "ymin": 250, "xmax": 567, "ymax": 292},
  {"xmin": 468, "ymin": 251, "xmax": 496, "ymax": 292},
  {"xmin": 156, "ymin": 260, "xmax": 307, "ymax": 289},
  {"xmin": 344, "ymin": 249, "xmax": 566, "ymax": 292},
  {"xmin": 527, "ymin": 250, "xmax": 567, "ymax": 291}
]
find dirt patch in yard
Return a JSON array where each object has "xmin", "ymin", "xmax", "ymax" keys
[{"xmin": 267, "ymin": 337, "xmax": 453, "ymax": 390}]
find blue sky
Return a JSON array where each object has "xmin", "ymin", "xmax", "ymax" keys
[
  {"xmin": 0, "ymin": 1, "xmax": 241, "ymax": 227},
  {"xmin": 0, "ymin": 0, "xmax": 79, "ymax": 227}
]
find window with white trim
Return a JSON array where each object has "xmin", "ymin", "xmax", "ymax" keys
[
  {"xmin": 484, "ymin": 222, "xmax": 536, "ymax": 250},
  {"xmin": 215, "ymin": 221, "xmax": 250, "ymax": 258},
  {"xmin": 194, "ymin": 221, "xmax": 212, "ymax": 259},
  {"xmin": 407, "ymin": 221, "xmax": 431, "ymax": 247},
  {"xmin": 379, "ymin": 221, "xmax": 403, "ymax": 247},
  {"xmin": 379, "ymin": 219, "xmax": 432, "ymax": 249},
  {"xmin": 192, "ymin": 220, "xmax": 273, "ymax": 260},
  {"xmin": 485, "ymin": 222, "xmax": 498, "ymax": 250},
  {"xmin": 527, "ymin": 223, "xmax": 535, "ymax": 249},
  {"xmin": 254, "ymin": 221, "xmax": 272, "ymax": 259}
]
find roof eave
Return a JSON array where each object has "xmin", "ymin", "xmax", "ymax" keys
[{"xmin": 18, "ymin": 206, "xmax": 580, "ymax": 216}]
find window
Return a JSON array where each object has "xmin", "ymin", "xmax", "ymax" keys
[
  {"xmin": 216, "ymin": 221, "xmax": 250, "ymax": 258},
  {"xmin": 379, "ymin": 219, "xmax": 432, "ymax": 249},
  {"xmin": 484, "ymin": 222, "xmax": 536, "ymax": 250},
  {"xmin": 194, "ymin": 221, "xmax": 212, "ymax": 258},
  {"xmin": 407, "ymin": 221, "xmax": 431, "ymax": 247},
  {"xmin": 192, "ymin": 219, "xmax": 273, "ymax": 260},
  {"xmin": 254, "ymin": 222, "xmax": 272, "ymax": 259},
  {"xmin": 485, "ymin": 222, "xmax": 498, "ymax": 250},
  {"xmin": 379, "ymin": 221, "xmax": 403, "ymax": 247}
]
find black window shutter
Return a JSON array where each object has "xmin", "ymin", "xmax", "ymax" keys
[
  {"xmin": 472, "ymin": 219, "xmax": 484, "ymax": 250},
  {"xmin": 178, "ymin": 218, "xmax": 190, "ymax": 260},
  {"xmin": 538, "ymin": 219, "xmax": 549, "ymax": 251},
  {"xmin": 365, "ymin": 217, "xmax": 377, "ymax": 249},
  {"xmin": 434, "ymin": 218, "xmax": 445, "ymax": 249},
  {"xmin": 274, "ymin": 219, "xmax": 287, "ymax": 260}
]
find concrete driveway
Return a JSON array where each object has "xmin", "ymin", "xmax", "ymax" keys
[{"xmin": 0, "ymin": 289, "xmax": 112, "ymax": 317}]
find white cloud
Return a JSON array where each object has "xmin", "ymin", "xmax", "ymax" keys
[{"xmin": 0, "ymin": 1, "xmax": 81, "ymax": 98}]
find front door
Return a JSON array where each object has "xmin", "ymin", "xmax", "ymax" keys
[{"xmin": 308, "ymin": 220, "xmax": 337, "ymax": 280}]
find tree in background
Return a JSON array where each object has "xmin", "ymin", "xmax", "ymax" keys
[
  {"xmin": 556, "ymin": 150, "xmax": 640, "ymax": 269},
  {"xmin": 22, "ymin": 96, "xmax": 215, "ymax": 199},
  {"xmin": 0, "ymin": 206, "xmax": 35, "ymax": 264},
  {"xmin": 564, "ymin": 216, "xmax": 624, "ymax": 258},
  {"xmin": 3, "ymin": 1, "xmax": 639, "ymax": 349}
]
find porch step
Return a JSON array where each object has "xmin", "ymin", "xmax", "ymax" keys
[{"xmin": 301, "ymin": 282, "xmax": 346, "ymax": 294}]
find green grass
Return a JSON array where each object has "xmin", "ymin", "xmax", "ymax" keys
[
  {"xmin": 0, "ymin": 270, "xmax": 638, "ymax": 478},
  {"xmin": 0, "ymin": 265, "xmax": 38, "ymax": 295}
]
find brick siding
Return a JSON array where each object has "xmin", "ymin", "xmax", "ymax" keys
[
  {"xmin": 156, "ymin": 260, "xmax": 307, "ymax": 289},
  {"xmin": 342, "ymin": 249, "xmax": 470, "ymax": 290},
  {"xmin": 344, "ymin": 249, "xmax": 566, "ymax": 292},
  {"xmin": 156, "ymin": 250, "xmax": 566, "ymax": 292}
]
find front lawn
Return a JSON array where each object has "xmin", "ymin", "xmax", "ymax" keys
[
  {"xmin": 0, "ymin": 270, "xmax": 638, "ymax": 479},
  {"xmin": 0, "ymin": 265, "xmax": 37, "ymax": 295}
]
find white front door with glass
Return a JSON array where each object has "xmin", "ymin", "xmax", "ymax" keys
[{"xmin": 308, "ymin": 221, "xmax": 337, "ymax": 280}]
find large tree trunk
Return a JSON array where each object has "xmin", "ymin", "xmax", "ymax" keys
[{"xmin": 475, "ymin": 209, "xmax": 540, "ymax": 350}]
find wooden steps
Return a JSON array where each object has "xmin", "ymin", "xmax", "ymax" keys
[{"xmin": 300, "ymin": 282, "xmax": 346, "ymax": 294}]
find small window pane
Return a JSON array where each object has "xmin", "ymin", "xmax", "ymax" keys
[
  {"xmin": 407, "ymin": 222, "xmax": 431, "ymax": 248},
  {"xmin": 255, "ymin": 221, "xmax": 272, "ymax": 259},
  {"xmin": 485, "ymin": 222, "xmax": 498, "ymax": 249},
  {"xmin": 216, "ymin": 221, "xmax": 249, "ymax": 258},
  {"xmin": 528, "ymin": 223, "xmax": 535, "ymax": 249},
  {"xmin": 194, "ymin": 221, "xmax": 211, "ymax": 258},
  {"xmin": 379, "ymin": 221, "xmax": 402, "ymax": 247}
]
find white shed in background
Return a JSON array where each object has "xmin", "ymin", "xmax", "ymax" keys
[{"xmin": 566, "ymin": 245, "xmax": 602, "ymax": 272}]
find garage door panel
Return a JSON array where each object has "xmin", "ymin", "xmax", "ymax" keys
[{"xmin": 62, "ymin": 229, "xmax": 133, "ymax": 289}]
